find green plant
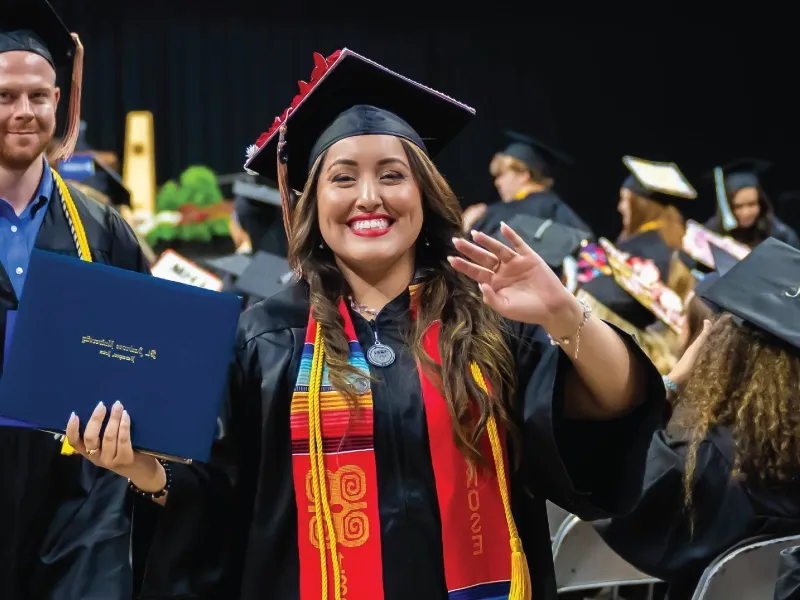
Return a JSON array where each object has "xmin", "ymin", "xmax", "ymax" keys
[{"xmin": 179, "ymin": 165, "xmax": 224, "ymax": 208}]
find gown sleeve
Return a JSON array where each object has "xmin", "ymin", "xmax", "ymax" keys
[
  {"xmin": 593, "ymin": 427, "xmax": 757, "ymax": 588},
  {"xmin": 33, "ymin": 462, "xmax": 132, "ymax": 600},
  {"xmin": 510, "ymin": 319, "xmax": 666, "ymax": 520},
  {"xmin": 136, "ymin": 324, "xmax": 276, "ymax": 599}
]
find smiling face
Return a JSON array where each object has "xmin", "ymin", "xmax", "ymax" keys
[
  {"xmin": 0, "ymin": 51, "xmax": 60, "ymax": 170},
  {"xmin": 316, "ymin": 134, "xmax": 424, "ymax": 273}
]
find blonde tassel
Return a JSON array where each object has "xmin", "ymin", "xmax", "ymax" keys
[
  {"xmin": 50, "ymin": 33, "xmax": 84, "ymax": 162},
  {"xmin": 508, "ymin": 537, "xmax": 532, "ymax": 600}
]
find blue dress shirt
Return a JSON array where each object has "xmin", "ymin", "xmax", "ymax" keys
[{"xmin": 0, "ymin": 158, "xmax": 53, "ymax": 299}]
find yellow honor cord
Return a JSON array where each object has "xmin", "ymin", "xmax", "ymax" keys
[
  {"xmin": 51, "ymin": 169, "xmax": 93, "ymax": 456},
  {"xmin": 470, "ymin": 362, "xmax": 531, "ymax": 600},
  {"xmin": 308, "ymin": 325, "xmax": 343, "ymax": 600}
]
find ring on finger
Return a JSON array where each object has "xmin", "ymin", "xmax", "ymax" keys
[{"xmin": 87, "ymin": 447, "xmax": 99, "ymax": 456}]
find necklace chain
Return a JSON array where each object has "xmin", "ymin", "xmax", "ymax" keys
[{"xmin": 348, "ymin": 296, "xmax": 379, "ymax": 317}]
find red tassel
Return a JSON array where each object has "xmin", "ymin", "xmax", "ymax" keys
[{"xmin": 277, "ymin": 123, "xmax": 296, "ymax": 241}]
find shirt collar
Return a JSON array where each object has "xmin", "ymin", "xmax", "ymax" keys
[{"xmin": 25, "ymin": 157, "xmax": 53, "ymax": 218}]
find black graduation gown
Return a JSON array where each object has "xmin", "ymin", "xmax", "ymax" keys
[
  {"xmin": 0, "ymin": 184, "xmax": 150, "ymax": 600},
  {"xmin": 704, "ymin": 214, "xmax": 800, "ymax": 249},
  {"xmin": 775, "ymin": 545, "xmax": 800, "ymax": 600},
  {"xmin": 579, "ymin": 229, "xmax": 674, "ymax": 330},
  {"xmin": 595, "ymin": 426, "xmax": 800, "ymax": 600},
  {"xmin": 138, "ymin": 281, "xmax": 666, "ymax": 600},
  {"xmin": 474, "ymin": 190, "xmax": 592, "ymax": 236}
]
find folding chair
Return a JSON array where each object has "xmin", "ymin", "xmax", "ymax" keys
[
  {"xmin": 552, "ymin": 515, "xmax": 661, "ymax": 596},
  {"xmin": 546, "ymin": 500, "xmax": 571, "ymax": 541},
  {"xmin": 691, "ymin": 534, "xmax": 800, "ymax": 600}
]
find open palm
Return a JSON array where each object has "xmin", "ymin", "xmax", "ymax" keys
[{"xmin": 449, "ymin": 223, "xmax": 574, "ymax": 326}]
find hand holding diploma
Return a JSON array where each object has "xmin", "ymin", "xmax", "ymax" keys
[{"xmin": 66, "ymin": 401, "xmax": 167, "ymax": 497}]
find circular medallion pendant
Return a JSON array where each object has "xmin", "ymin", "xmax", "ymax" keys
[{"xmin": 366, "ymin": 343, "xmax": 396, "ymax": 368}]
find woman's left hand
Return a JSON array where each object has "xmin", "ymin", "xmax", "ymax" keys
[{"xmin": 449, "ymin": 222, "xmax": 581, "ymax": 333}]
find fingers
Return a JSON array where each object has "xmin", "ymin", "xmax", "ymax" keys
[
  {"xmin": 447, "ymin": 256, "xmax": 494, "ymax": 285},
  {"xmin": 65, "ymin": 412, "xmax": 86, "ymax": 454},
  {"xmin": 115, "ymin": 410, "xmax": 134, "ymax": 465},
  {"xmin": 499, "ymin": 222, "xmax": 535, "ymax": 256},
  {"xmin": 452, "ymin": 237, "xmax": 499, "ymax": 271},
  {"xmin": 469, "ymin": 230, "xmax": 518, "ymax": 263},
  {"xmin": 478, "ymin": 282, "xmax": 505, "ymax": 311},
  {"xmin": 82, "ymin": 401, "xmax": 107, "ymax": 454},
  {"xmin": 100, "ymin": 401, "xmax": 123, "ymax": 464}
]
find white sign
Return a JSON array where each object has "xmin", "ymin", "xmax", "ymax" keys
[{"xmin": 151, "ymin": 250, "xmax": 223, "ymax": 291}]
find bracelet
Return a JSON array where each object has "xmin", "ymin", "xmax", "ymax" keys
[
  {"xmin": 663, "ymin": 375, "xmax": 679, "ymax": 393},
  {"xmin": 128, "ymin": 458, "xmax": 172, "ymax": 499},
  {"xmin": 548, "ymin": 297, "xmax": 592, "ymax": 359}
]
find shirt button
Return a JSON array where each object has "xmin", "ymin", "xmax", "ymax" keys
[
  {"xmin": 10, "ymin": 225, "xmax": 17, "ymax": 233},
  {"xmin": 15, "ymin": 267, "xmax": 23, "ymax": 275}
]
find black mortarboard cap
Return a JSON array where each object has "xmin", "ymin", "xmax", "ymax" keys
[
  {"xmin": 499, "ymin": 131, "xmax": 572, "ymax": 178},
  {"xmin": 0, "ymin": 0, "xmax": 83, "ymax": 160},
  {"xmin": 243, "ymin": 49, "xmax": 475, "ymax": 193},
  {"xmin": 580, "ymin": 274, "xmax": 657, "ymax": 329},
  {"xmin": 234, "ymin": 251, "xmax": 295, "ymax": 300},
  {"xmin": 494, "ymin": 214, "xmax": 592, "ymax": 269},
  {"xmin": 692, "ymin": 242, "xmax": 741, "ymax": 313},
  {"xmin": 705, "ymin": 158, "xmax": 772, "ymax": 194},
  {"xmin": 58, "ymin": 153, "xmax": 131, "ymax": 206},
  {"xmin": 708, "ymin": 241, "xmax": 739, "ymax": 275},
  {"xmin": 621, "ymin": 156, "xmax": 697, "ymax": 202},
  {"xmin": 204, "ymin": 253, "xmax": 252, "ymax": 279},
  {"xmin": 699, "ymin": 237, "xmax": 800, "ymax": 348}
]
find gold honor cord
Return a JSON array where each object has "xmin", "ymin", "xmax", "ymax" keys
[{"xmin": 51, "ymin": 168, "xmax": 93, "ymax": 455}]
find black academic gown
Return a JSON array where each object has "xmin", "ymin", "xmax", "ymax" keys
[
  {"xmin": 704, "ymin": 214, "xmax": 800, "ymax": 249},
  {"xmin": 595, "ymin": 426, "xmax": 800, "ymax": 600},
  {"xmin": 0, "ymin": 184, "xmax": 150, "ymax": 600},
  {"xmin": 139, "ymin": 280, "xmax": 665, "ymax": 600},
  {"xmin": 474, "ymin": 190, "xmax": 592, "ymax": 236},
  {"xmin": 579, "ymin": 229, "xmax": 674, "ymax": 330}
]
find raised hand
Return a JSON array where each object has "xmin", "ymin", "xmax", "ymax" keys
[{"xmin": 448, "ymin": 222, "xmax": 580, "ymax": 332}]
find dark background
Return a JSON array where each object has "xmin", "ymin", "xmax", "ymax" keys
[{"xmin": 51, "ymin": 1, "xmax": 799, "ymax": 238}]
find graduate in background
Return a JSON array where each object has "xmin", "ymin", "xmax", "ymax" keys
[
  {"xmin": 580, "ymin": 157, "xmax": 694, "ymax": 332},
  {"xmin": 0, "ymin": 2, "xmax": 150, "ymax": 598},
  {"xmin": 704, "ymin": 158, "xmax": 799, "ymax": 248},
  {"xmin": 76, "ymin": 49, "xmax": 665, "ymax": 600},
  {"xmin": 596, "ymin": 239, "xmax": 800, "ymax": 600},
  {"xmin": 465, "ymin": 130, "xmax": 591, "ymax": 234}
]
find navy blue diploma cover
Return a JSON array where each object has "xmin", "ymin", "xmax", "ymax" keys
[{"xmin": 0, "ymin": 250, "xmax": 242, "ymax": 463}]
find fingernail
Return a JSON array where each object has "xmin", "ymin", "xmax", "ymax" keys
[
  {"xmin": 703, "ymin": 319, "xmax": 711, "ymax": 329},
  {"xmin": 500, "ymin": 221, "xmax": 507, "ymax": 228},
  {"xmin": 113, "ymin": 400, "xmax": 122, "ymax": 410},
  {"xmin": 68, "ymin": 411, "xmax": 76, "ymax": 423},
  {"xmin": 451, "ymin": 237, "xmax": 460, "ymax": 245},
  {"xmin": 95, "ymin": 401, "xmax": 105, "ymax": 411},
  {"xmin": 122, "ymin": 410, "xmax": 129, "ymax": 423},
  {"xmin": 470, "ymin": 229, "xmax": 478, "ymax": 238},
  {"xmin": 446, "ymin": 256, "xmax": 454, "ymax": 264}
]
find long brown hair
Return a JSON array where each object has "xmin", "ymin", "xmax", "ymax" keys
[
  {"xmin": 677, "ymin": 314, "xmax": 800, "ymax": 511},
  {"xmin": 619, "ymin": 193, "xmax": 685, "ymax": 250},
  {"xmin": 288, "ymin": 139, "xmax": 517, "ymax": 464}
]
